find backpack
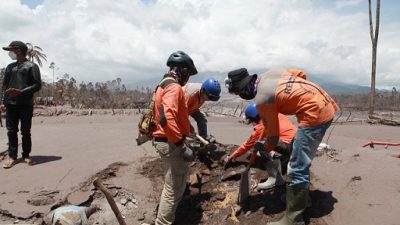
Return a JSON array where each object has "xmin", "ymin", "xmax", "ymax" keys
[{"xmin": 136, "ymin": 77, "xmax": 177, "ymax": 145}]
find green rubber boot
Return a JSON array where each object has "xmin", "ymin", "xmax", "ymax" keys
[{"xmin": 268, "ymin": 185, "xmax": 309, "ymax": 225}]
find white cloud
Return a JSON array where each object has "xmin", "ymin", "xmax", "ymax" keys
[
  {"xmin": 335, "ymin": 0, "xmax": 363, "ymax": 9},
  {"xmin": 0, "ymin": 0, "xmax": 399, "ymax": 89}
]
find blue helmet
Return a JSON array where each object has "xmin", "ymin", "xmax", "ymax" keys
[
  {"xmin": 201, "ymin": 78, "xmax": 221, "ymax": 101},
  {"xmin": 244, "ymin": 103, "xmax": 258, "ymax": 120}
]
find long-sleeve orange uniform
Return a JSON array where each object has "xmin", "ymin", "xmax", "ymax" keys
[
  {"xmin": 231, "ymin": 114, "xmax": 297, "ymax": 159},
  {"xmin": 152, "ymin": 78, "xmax": 190, "ymax": 145},
  {"xmin": 254, "ymin": 69, "xmax": 339, "ymax": 152}
]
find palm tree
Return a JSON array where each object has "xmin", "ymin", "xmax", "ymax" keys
[{"xmin": 26, "ymin": 43, "xmax": 47, "ymax": 67}]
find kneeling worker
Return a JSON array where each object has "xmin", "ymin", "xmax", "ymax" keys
[{"xmin": 223, "ymin": 103, "xmax": 297, "ymax": 190}]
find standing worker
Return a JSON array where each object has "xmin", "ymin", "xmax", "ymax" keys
[
  {"xmin": 223, "ymin": 103, "xmax": 297, "ymax": 190},
  {"xmin": 184, "ymin": 78, "xmax": 221, "ymax": 140},
  {"xmin": 225, "ymin": 68, "xmax": 338, "ymax": 225},
  {"xmin": 152, "ymin": 51, "xmax": 197, "ymax": 225},
  {"xmin": 1, "ymin": 41, "xmax": 42, "ymax": 169}
]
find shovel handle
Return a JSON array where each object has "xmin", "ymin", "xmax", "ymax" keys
[
  {"xmin": 93, "ymin": 178, "xmax": 127, "ymax": 225},
  {"xmin": 195, "ymin": 134, "xmax": 209, "ymax": 145}
]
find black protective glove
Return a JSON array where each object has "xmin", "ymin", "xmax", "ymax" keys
[
  {"xmin": 206, "ymin": 135, "xmax": 216, "ymax": 143},
  {"xmin": 254, "ymin": 141, "xmax": 272, "ymax": 161}
]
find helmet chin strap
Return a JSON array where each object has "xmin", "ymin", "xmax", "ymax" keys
[
  {"xmin": 180, "ymin": 73, "xmax": 189, "ymax": 86},
  {"xmin": 169, "ymin": 67, "xmax": 188, "ymax": 86}
]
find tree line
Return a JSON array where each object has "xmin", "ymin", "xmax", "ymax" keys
[
  {"xmin": 0, "ymin": 69, "xmax": 152, "ymax": 109},
  {"xmin": 36, "ymin": 74, "xmax": 153, "ymax": 109},
  {"xmin": 1, "ymin": 68, "xmax": 399, "ymax": 111},
  {"xmin": 333, "ymin": 88, "xmax": 400, "ymax": 111}
]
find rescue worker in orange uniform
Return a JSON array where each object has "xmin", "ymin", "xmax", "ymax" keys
[
  {"xmin": 152, "ymin": 51, "xmax": 197, "ymax": 225},
  {"xmin": 225, "ymin": 68, "xmax": 338, "ymax": 225},
  {"xmin": 223, "ymin": 103, "xmax": 297, "ymax": 190},
  {"xmin": 183, "ymin": 78, "xmax": 221, "ymax": 139}
]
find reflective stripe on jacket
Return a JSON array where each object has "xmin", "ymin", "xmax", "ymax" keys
[
  {"xmin": 255, "ymin": 68, "xmax": 338, "ymax": 151},
  {"xmin": 183, "ymin": 83, "xmax": 205, "ymax": 115}
]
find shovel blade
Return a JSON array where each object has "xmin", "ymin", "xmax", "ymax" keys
[
  {"xmin": 220, "ymin": 168, "xmax": 245, "ymax": 181},
  {"xmin": 237, "ymin": 168, "xmax": 250, "ymax": 204}
]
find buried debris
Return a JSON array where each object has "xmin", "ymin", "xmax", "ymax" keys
[
  {"xmin": 228, "ymin": 206, "xmax": 240, "ymax": 223},
  {"xmin": 351, "ymin": 176, "xmax": 362, "ymax": 182},
  {"xmin": 316, "ymin": 143, "xmax": 341, "ymax": 162},
  {"xmin": 361, "ymin": 140, "xmax": 400, "ymax": 149},
  {"xmin": 27, "ymin": 190, "xmax": 60, "ymax": 206},
  {"xmin": 47, "ymin": 205, "xmax": 99, "ymax": 225},
  {"xmin": 139, "ymin": 142, "xmax": 285, "ymax": 224}
]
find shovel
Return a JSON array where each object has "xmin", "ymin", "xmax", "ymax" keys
[
  {"xmin": 220, "ymin": 168, "xmax": 245, "ymax": 181},
  {"xmin": 237, "ymin": 148, "xmax": 258, "ymax": 205}
]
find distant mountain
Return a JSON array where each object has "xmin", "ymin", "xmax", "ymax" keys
[
  {"xmin": 126, "ymin": 71, "xmax": 226, "ymax": 91},
  {"xmin": 130, "ymin": 70, "xmax": 372, "ymax": 95},
  {"xmin": 307, "ymin": 74, "xmax": 371, "ymax": 95}
]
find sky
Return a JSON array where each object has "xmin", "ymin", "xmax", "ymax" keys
[{"xmin": 1, "ymin": 0, "xmax": 399, "ymax": 89}]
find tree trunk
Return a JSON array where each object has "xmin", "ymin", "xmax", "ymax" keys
[
  {"xmin": 370, "ymin": 45, "xmax": 377, "ymax": 116},
  {"xmin": 368, "ymin": 0, "xmax": 380, "ymax": 117}
]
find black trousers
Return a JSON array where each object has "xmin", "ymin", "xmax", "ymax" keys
[
  {"xmin": 275, "ymin": 140, "xmax": 293, "ymax": 157},
  {"xmin": 275, "ymin": 139, "xmax": 294, "ymax": 175},
  {"xmin": 5, "ymin": 105, "xmax": 34, "ymax": 159}
]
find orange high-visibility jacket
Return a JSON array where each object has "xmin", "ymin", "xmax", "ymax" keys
[
  {"xmin": 255, "ymin": 69, "xmax": 339, "ymax": 151},
  {"xmin": 183, "ymin": 83, "xmax": 206, "ymax": 115},
  {"xmin": 231, "ymin": 114, "xmax": 297, "ymax": 159},
  {"xmin": 152, "ymin": 76, "xmax": 190, "ymax": 145}
]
